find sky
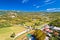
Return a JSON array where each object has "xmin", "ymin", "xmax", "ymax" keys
[{"xmin": 0, "ymin": 0, "xmax": 60, "ymax": 12}]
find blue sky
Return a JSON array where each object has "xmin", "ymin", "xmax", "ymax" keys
[{"xmin": 0, "ymin": 0, "xmax": 60, "ymax": 12}]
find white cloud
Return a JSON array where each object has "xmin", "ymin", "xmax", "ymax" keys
[
  {"xmin": 33, "ymin": 4, "xmax": 40, "ymax": 8},
  {"xmin": 33, "ymin": 1, "xmax": 55, "ymax": 9},
  {"xmin": 22, "ymin": 0, "xmax": 29, "ymax": 3},
  {"xmin": 47, "ymin": 8, "xmax": 55, "ymax": 10},
  {"xmin": 39, "ymin": 1, "xmax": 56, "ymax": 7},
  {"xmin": 36, "ymin": 6, "xmax": 40, "ymax": 8},
  {"xmin": 33, "ymin": 0, "xmax": 55, "ymax": 9},
  {"xmin": 44, "ymin": 0, "xmax": 51, "ymax": 3},
  {"xmin": 46, "ymin": 8, "xmax": 60, "ymax": 12},
  {"xmin": 33, "ymin": 4, "xmax": 36, "ymax": 6}
]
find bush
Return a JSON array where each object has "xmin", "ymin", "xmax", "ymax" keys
[
  {"xmin": 0, "ymin": 22, "xmax": 12, "ymax": 28},
  {"xmin": 10, "ymin": 32, "xmax": 15, "ymax": 38},
  {"xmin": 49, "ymin": 19, "xmax": 60, "ymax": 27}
]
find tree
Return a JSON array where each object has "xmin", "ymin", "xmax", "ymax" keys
[{"xmin": 10, "ymin": 32, "xmax": 15, "ymax": 38}]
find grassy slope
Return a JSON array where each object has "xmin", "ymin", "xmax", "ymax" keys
[{"xmin": 0, "ymin": 25, "xmax": 26, "ymax": 40}]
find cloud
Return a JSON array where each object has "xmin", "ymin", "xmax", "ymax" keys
[
  {"xmin": 33, "ymin": 4, "xmax": 36, "ymax": 6},
  {"xmin": 39, "ymin": 1, "xmax": 56, "ymax": 7},
  {"xmin": 22, "ymin": 0, "xmax": 29, "ymax": 3},
  {"xmin": 33, "ymin": 4, "xmax": 40, "ymax": 8},
  {"xmin": 47, "ymin": 8, "xmax": 56, "ymax": 10},
  {"xmin": 46, "ymin": 8, "xmax": 60, "ymax": 12},
  {"xmin": 33, "ymin": 0, "xmax": 56, "ymax": 9},
  {"xmin": 44, "ymin": 0, "xmax": 51, "ymax": 3},
  {"xmin": 36, "ymin": 6, "xmax": 40, "ymax": 8}
]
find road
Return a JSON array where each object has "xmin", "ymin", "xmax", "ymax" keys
[
  {"xmin": 53, "ymin": 27, "xmax": 60, "ymax": 30},
  {"xmin": 13, "ymin": 22, "xmax": 50, "ymax": 40},
  {"xmin": 15, "ymin": 30, "xmax": 35, "ymax": 40},
  {"xmin": 13, "ymin": 29, "xmax": 30, "ymax": 40}
]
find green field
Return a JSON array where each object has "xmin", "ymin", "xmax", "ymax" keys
[{"xmin": 0, "ymin": 25, "xmax": 26, "ymax": 40}]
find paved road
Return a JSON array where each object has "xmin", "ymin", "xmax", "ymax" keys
[
  {"xmin": 15, "ymin": 30, "xmax": 35, "ymax": 40},
  {"xmin": 53, "ymin": 27, "xmax": 60, "ymax": 30},
  {"xmin": 13, "ymin": 29, "xmax": 30, "ymax": 40}
]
